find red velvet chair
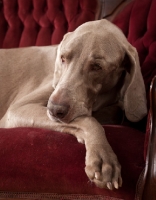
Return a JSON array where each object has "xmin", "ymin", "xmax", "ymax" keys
[{"xmin": 0, "ymin": 0, "xmax": 156, "ymax": 199}]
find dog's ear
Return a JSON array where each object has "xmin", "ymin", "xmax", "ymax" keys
[{"xmin": 121, "ymin": 44, "xmax": 147, "ymax": 122}]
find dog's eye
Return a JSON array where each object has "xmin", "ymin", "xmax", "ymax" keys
[
  {"xmin": 91, "ymin": 64, "xmax": 102, "ymax": 71},
  {"xmin": 61, "ymin": 56, "xmax": 66, "ymax": 63}
]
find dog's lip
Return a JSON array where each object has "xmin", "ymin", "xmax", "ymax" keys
[
  {"xmin": 47, "ymin": 109, "xmax": 70, "ymax": 124},
  {"xmin": 47, "ymin": 109, "xmax": 60, "ymax": 122},
  {"xmin": 47, "ymin": 109, "xmax": 90, "ymax": 124}
]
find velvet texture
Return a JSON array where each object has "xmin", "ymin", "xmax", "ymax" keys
[
  {"xmin": 0, "ymin": 0, "xmax": 97, "ymax": 48},
  {"xmin": 0, "ymin": 0, "xmax": 156, "ymax": 199},
  {"xmin": 113, "ymin": 0, "xmax": 156, "ymax": 96},
  {"xmin": 0, "ymin": 126, "xmax": 144, "ymax": 200}
]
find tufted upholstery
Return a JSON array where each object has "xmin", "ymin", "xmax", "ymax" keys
[
  {"xmin": 0, "ymin": 0, "xmax": 97, "ymax": 48},
  {"xmin": 113, "ymin": 0, "xmax": 156, "ymax": 97}
]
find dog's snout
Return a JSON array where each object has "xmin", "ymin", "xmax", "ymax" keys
[{"xmin": 48, "ymin": 102, "xmax": 70, "ymax": 120}]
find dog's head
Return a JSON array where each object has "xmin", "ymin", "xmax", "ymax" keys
[{"xmin": 47, "ymin": 19, "xmax": 147, "ymax": 123}]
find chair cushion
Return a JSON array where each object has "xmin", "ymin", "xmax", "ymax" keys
[{"xmin": 0, "ymin": 125, "xmax": 145, "ymax": 200}]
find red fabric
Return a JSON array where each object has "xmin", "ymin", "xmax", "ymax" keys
[
  {"xmin": 0, "ymin": 192, "xmax": 125, "ymax": 200},
  {"xmin": 113, "ymin": 0, "xmax": 156, "ymax": 96},
  {"xmin": 0, "ymin": 126, "xmax": 145, "ymax": 200},
  {"xmin": 0, "ymin": 0, "xmax": 97, "ymax": 48}
]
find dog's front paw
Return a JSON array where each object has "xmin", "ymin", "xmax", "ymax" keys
[{"xmin": 85, "ymin": 144, "xmax": 122, "ymax": 190}]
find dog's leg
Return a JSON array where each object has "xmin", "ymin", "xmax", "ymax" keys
[
  {"xmin": 62, "ymin": 116, "xmax": 122, "ymax": 190},
  {"xmin": 1, "ymin": 91, "xmax": 122, "ymax": 189},
  {"xmin": 0, "ymin": 84, "xmax": 55, "ymax": 129}
]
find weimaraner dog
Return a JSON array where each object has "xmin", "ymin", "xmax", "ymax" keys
[{"xmin": 0, "ymin": 19, "xmax": 147, "ymax": 190}]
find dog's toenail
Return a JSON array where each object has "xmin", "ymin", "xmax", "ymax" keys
[
  {"xmin": 107, "ymin": 182, "xmax": 113, "ymax": 190},
  {"xmin": 95, "ymin": 172, "xmax": 101, "ymax": 180},
  {"xmin": 114, "ymin": 181, "xmax": 119, "ymax": 189}
]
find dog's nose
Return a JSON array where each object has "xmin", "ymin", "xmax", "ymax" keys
[{"xmin": 48, "ymin": 102, "xmax": 70, "ymax": 119}]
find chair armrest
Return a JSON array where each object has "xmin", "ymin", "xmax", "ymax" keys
[{"xmin": 142, "ymin": 76, "xmax": 156, "ymax": 200}]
